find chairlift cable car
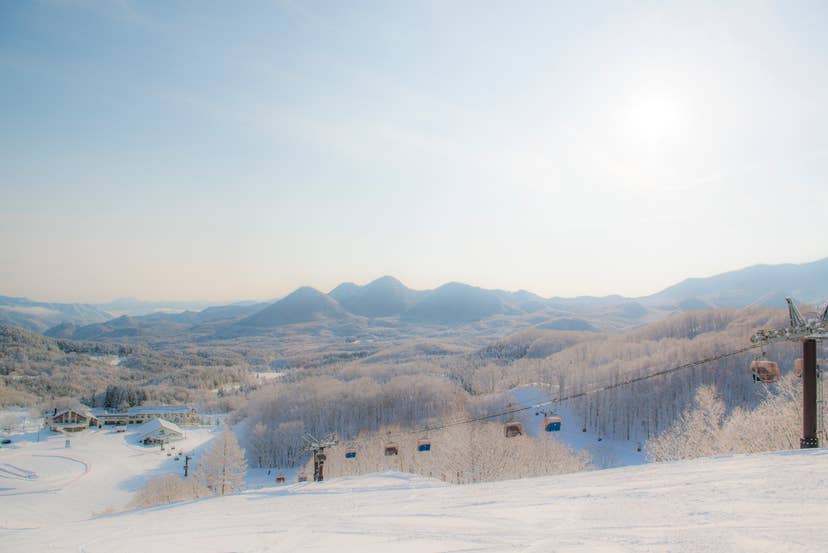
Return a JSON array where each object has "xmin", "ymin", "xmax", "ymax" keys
[
  {"xmin": 750, "ymin": 348, "xmax": 780, "ymax": 384},
  {"xmin": 503, "ymin": 421, "xmax": 524, "ymax": 438},
  {"xmin": 543, "ymin": 415, "xmax": 562, "ymax": 432},
  {"xmin": 537, "ymin": 408, "xmax": 562, "ymax": 433}
]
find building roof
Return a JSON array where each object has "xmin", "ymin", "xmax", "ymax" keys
[
  {"xmin": 91, "ymin": 405, "xmax": 195, "ymax": 417},
  {"xmin": 136, "ymin": 418, "xmax": 184, "ymax": 441},
  {"xmin": 51, "ymin": 406, "xmax": 93, "ymax": 419}
]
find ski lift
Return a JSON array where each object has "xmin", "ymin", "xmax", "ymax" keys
[
  {"xmin": 345, "ymin": 450, "xmax": 357, "ymax": 459},
  {"xmin": 751, "ymin": 356, "xmax": 780, "ymax": 384},
  {"xmin": 543, "ymin": 416, "xmax": 562, "ymax": 432},
  {"xmin": 384, "ymin": 444, "xmax": 399, "ymax": 456},
  {"xmin": 794, "ymin": 358, "xmax": 804, "ymax": 378},
  {"xmin": 504, "ymin": 422, "xmax": 524, "ymax": 438},
  {"xmin": 297, "ymin": 473, "xmax": 308, "ymax": 482},
  {"xmin": 417, "ymin": 439, "xmax": 431, "ymax": 452},
  {"xmin": 276, "ymin": 474, "xmax": 286, "ymax": 484}
]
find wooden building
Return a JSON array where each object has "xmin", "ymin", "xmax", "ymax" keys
[{"xmin": 45, "ymin": 407, "xmax": 100, "ymax": 433}]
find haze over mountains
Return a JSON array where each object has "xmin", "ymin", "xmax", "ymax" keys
[{"xmin": 1, "ymin": 257, "xmax": 826, "ymax": 340}]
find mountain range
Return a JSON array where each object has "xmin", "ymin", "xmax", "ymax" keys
[{"xmin": 1, "ymin": 257, "xmax": 825, "ymax": 339}]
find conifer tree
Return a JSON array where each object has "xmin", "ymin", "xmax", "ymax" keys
[{"xmin": 196, "ymin": 425, "xmax": 248, "ymax": 495}]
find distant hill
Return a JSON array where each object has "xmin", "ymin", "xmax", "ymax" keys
[
  {"xmin": 45, "ymin": 314, "xmax": 143, "ymax": 340},
  {"xmin": 0, "ymin": 296, "xmax": 112, "ymax": 333},
  {"xmin": 403, "ymin": 282, "xmax": 521, "ymax": 324},
  {"xmin": 43, "ymin": 302, "xmax": 266, "ymax": 341},
  {"xmin": 328, "ymin": 282, "xmax": 361, "ymax": 303},
  {"xmin": 95, "ymin": 298, "xmax": 228, "ymax": 317},
  {"xmin": 238, "ymin": 287, "xmax": 352, "ymax": 327},
  {"xmin": 7, "ymin": 256, "xmax": 828, "ymax": 338},
  {"xmin": 536, "ymin": 318, "xmax": 597, "ymax": 331},
  {"xmin": 336, "ymin": 276, "xmax": 421, "ymax": 317},
  {"xmin": 644, "ymin": 257, "xmax": 828, "ymax": 309}
]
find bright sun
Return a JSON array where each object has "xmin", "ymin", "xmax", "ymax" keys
[{"xmin": 620, "ymin": 90, "xmax": 685, "ymax": 145}]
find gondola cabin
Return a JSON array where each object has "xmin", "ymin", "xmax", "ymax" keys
[
  {"xmin": 297, "ymin": 473, "xmax": 308, "ymax": 482},
  {"xmin": 345, "ymin": 450, "xmax": 357, "ymax": 459},
  {"xmin": 384, "ymin": 444, "xmax": 399, "ymax": 456},
  {"xmin": 794, "ymin": 358, "xmax": 804, "ymax": 378},
  {"xmin": 504, "ymin": 422, "xmax": 524, "ymax": 438},
  {"xmin": 276, "ymin": 474, "xmax": 286, "ymax": 484},
  {"xmin": 751, "ymin": 359, "xmax": 781, "ymax": 383},
  {"xmin": 417, "ymin": 439, "xmax": 431, "ymax": 452},
  {"xmin": 543, "ymin": 416, "xmax": 562, "ymax": 432}
]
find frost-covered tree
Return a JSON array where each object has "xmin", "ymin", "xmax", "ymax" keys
[
  {"xmin": 196, "ymin": 426, "xmax": 248, "ymax": 495},
  {"xmin": 128, "ymin": 474, "xmax": 210, "ymax": 509},
  {"xmin": 315, "ymin": 422, "xmax": 590, "ymax": 484},
  {"xmin": 646, "ymin": 376, "xmax": 808, "ymax": 461},
  {"xmin": 646, "ymin": 385, "xmax": 725, "ymax": 461}
]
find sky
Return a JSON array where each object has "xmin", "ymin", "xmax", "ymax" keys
[{"xmin": 1, "ymin": 1, "xmax": 827, "ymax": 303}]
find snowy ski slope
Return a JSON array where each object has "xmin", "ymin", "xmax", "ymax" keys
[{"xmin": 2, "ymin": 422, "xmax": 827, "ymax": 553}]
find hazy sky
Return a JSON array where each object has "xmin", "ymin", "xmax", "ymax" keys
[{"xmin": 2, "ymin": 1, "xmax": 827, "ymax": 303}]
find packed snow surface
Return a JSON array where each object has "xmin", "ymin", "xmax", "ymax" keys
[
  {"xmin": 0, "ymin": 424, "xmax": 216, "ymax": 529},
  {"xmin": 2, "ymin": 422, "xmax": 827, "ymax": 552}
]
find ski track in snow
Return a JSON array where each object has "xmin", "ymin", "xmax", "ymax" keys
[{"xmin": 0, "ymin": 422, "xmax": 826, "ymax": 552}]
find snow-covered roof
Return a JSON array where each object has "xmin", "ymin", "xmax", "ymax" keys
[
  {"xmin": 136, "ymin": 418, "xmax": 184, "ymax": 441},
  {"xmin": 91, "ymin": 405, "xmax": 195, "ymax": 417},
  {"xmin": 50, "ymin": 406, "xmax": 93, "ymax": 419},
  {"xmin": 129, "ymin": 405, "xmax": 193, "ymax": 415}
]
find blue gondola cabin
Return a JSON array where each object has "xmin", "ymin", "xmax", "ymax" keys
[
  {"xmin": 417, "ymin": 439, "xmax": 431, "ymax": 452},
  {"xmin": 345, "ymin": 450, "xmax": 357, "ymax": 459},
  {"xmin": 543, "ymin": 416, "xmax": 562, "ymax": 432}
]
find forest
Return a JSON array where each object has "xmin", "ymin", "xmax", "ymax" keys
[{"xmin": 1, "ymin": 304, "xmax": 823, "ymax": 484}]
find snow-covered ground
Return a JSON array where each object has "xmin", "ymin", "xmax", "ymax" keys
[
  {"xmin": 0, "ymin": 424, "xmax": 217, "ymax": 528},
  {"xmin": 3, "ymin": 440, "xmax": 828, "ymax": 552}
]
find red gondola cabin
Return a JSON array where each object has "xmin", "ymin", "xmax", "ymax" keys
[
  {"xmin": 504, "ymin": 422, "xmax": 524, "ymax": 438},
  {"xmin": 751, "ymin": 359, "xmax": 780, "ymax": 383}
]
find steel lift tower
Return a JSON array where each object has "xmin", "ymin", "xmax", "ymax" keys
[{"xmin": 752, "ymin": 298, "xmax": 828, "ymax": 448}]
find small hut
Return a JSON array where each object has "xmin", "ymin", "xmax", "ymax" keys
[{"xmin": 136, "ymin": 418, "xmax": 185, "ymax": 445}]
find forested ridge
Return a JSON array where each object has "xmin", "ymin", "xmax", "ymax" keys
[{"xmin": 1, "ymin": 304, "xmax": 822, "ymax": 483}]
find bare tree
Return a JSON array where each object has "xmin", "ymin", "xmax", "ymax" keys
[{"xmin": 128, "ymin": 474, "xmax": 210, "ymax": 509}]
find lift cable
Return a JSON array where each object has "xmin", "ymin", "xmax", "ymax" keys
[{"xmin": 372, "ymin": 342, "xmax": 764, "ymax": 442}]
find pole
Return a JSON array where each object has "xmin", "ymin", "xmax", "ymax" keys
[
  {"xmin": 313, "ymin": 448, "xmax": 326, "ymax": 482},
  {"xmin": 184, "ymin": 454, "xmax": 192, "ymax": 477},
  {"xmin": 801, "ymin": 339, "xmax": 819, "ymax": 448}
]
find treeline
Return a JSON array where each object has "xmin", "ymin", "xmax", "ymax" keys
[
  {"xmin": 240, "ymin": 307, "xmax": 809, "ymax": 473},
  {"xmin": 0, "ymin": 324, "xmax": 253, "ymax": 409},
  {"xmin": 443, "ymin": 308, "xmax": 800, "ymax": 444},
  {"xmin": 314, "ymin": 422, "xmax": 590, "ymax": 484},
  {"xmin": 646, "ymin": 375, "xmax": 806, "ymax": 461},
  {"xmin": 242, "ymin": 375, "xmax": 466, "ymax": 468}
]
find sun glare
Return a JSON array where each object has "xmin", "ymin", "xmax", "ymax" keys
[{"xmin": 620, "ymin": 90, "xmax": 685, "ymax": 145}]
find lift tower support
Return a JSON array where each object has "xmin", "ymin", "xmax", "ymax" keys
[
  {"xmin": 303, "ymin": 433, "xmax": 337, "ymax": 482},
  {"xmin": 752, "ymin": 298, "xmax": 828, "ymax": 448}
]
